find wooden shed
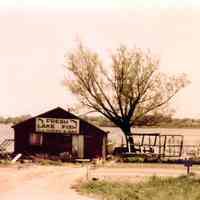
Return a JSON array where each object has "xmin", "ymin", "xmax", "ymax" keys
[{"xmin": 12, "ymin": 107, "xmax": 107, "ymax": 159}]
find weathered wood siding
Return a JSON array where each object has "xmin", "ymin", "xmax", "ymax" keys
[{"xmin": 13, "ymin": 107, "xmax": 107, "ymax": 159}]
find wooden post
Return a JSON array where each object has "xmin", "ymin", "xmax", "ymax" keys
[
  {"xmin": 163, "ymin": 135, "xmax": 167, "ymax": 157},
  {"xmin": 86, "ymin": 164, "xmax": 89, "ymax": 180},
  {"xmin": 179, "ymin": 136, "xmax": 184, "ymax": 157},
  {"xmin": 184, "ymin": 158, "xmax": 192, "ymax": 175},
  {"xmin": 158, "ymin": 135, "xmax": 161, "ymax": 157}
]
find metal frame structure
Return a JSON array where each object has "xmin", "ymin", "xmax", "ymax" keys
[
  {"xmin": 129, "ymin": 133, "xmax": 184, "ymax": 158},
  {"xmin": 0, "ymin": 139, "xmax": 14, "ymax": 153}
]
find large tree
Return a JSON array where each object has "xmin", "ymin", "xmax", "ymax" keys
[{"xmin": 64, "ymin": 44, "xmax": 189, "ymax": 152}]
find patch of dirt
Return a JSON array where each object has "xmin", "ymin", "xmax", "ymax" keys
[
  {"xmin": 89, "ymin": 165, "xmax": 200, "ymax": 182},
  {"xmin": 0, "ymin": 164, "xmax": 94, "ymax": 200}
]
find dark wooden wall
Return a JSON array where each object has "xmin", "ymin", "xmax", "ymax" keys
[
  {"xmin": 84, "ymin": 134, "xmax": 104, "ymax": 158},
  {"xmin": 13, "ymin": 107, "xmax": 107, "ymax": 158}
]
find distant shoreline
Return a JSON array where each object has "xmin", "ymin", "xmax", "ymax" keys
[
  {"xmin": 2, "ymin": 122, "xmax": 200, "ymax": 130},
  {"xmin": 101, "ymin": 125, "xmax": 200, "ymax": 129}
]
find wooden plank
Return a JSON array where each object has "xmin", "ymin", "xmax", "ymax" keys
[{"xmin": 11, "ymin": 154, "xmax": 22, "ymax": 164}]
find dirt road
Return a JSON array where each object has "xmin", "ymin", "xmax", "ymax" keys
[{"xmin": 0, "ymin": 165, "xmax": 93, "ymax": 200}]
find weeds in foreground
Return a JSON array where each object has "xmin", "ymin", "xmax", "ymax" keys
[
  {"xmin": 79, "ymin": 175, "xmax": 200, "ymax": 200},
  {"xmin": 0, "ymin": 159, "xmax": 11, "ymax": 165},
  {"xmin": 39, "ymin": 159, "xmax": 63, "ymax": 166}
]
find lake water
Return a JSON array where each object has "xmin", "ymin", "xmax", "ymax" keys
[
  {"xmin": 102, "ymin": 127, "xmax": 200, "ymax": 146},
  {"xmin": 1, "ymin": 124, "xmax": 200, "ymax": 153},
  {"xmin": 0, "ymin": 124, "xmax": 14, "ymax": 142}
]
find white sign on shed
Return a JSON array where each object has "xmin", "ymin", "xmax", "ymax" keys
[{"xmin": 36, "ymin": 118, "xmax": 80, "ymax": 134}]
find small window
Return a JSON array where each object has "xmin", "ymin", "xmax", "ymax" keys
[{"xmin": 30, "ymin": 133, "xmax": 43, "ymax": 146}]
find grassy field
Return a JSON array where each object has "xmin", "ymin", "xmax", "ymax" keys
[{"xmin": 79, "ymin": 175, "xmax": 200, "ymax": 200}]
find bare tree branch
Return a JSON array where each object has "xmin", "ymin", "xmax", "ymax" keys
[{"xmin": 64, "ymin": 43, "xmax": 190, "ymax": 150}]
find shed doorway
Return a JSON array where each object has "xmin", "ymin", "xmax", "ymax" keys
[{"xmin": 72, "ymin": 135, "xmax": 84, "ymax": 158}]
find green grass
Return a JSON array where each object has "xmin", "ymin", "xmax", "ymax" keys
[
  {"xmin": 0, "ymin": 159, "xmax": 11, "ymax": 165},
  {"xmin": 79, "ymin": 175, "xmax": 200, "ymax": 200}
]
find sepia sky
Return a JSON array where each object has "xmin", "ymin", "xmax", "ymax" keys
[{"xmin": 1, "ymin": 0, "xmax": 200, "ymax": 118}]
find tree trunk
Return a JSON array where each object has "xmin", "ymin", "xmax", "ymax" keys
[{"xmin": 121, "ymin": 126, "xmax": 134, "ymax": 153}]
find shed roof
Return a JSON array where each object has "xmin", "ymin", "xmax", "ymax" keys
[{"xmin": 12, "ymin": 107, "xmax": 108, "ymax": 135}]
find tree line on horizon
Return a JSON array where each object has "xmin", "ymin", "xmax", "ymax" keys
[
  {"xmin": 0, "ymin": 115, "xmax": 31, "ymax": 125},
  {"xmin": 1, "ymin": 113, "xmax": 200, "ymax": 128},
  {"xmin": 84, "ymin": 114, "xmax": 200, "ymax": 129}
]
